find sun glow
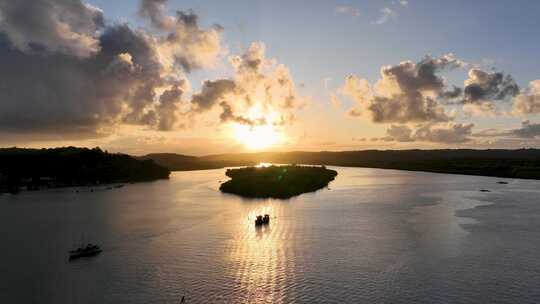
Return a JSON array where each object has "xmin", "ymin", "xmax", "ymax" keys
[{"xmin": 233, "ymin": 124, "xmax": 284, "ymax": 150}]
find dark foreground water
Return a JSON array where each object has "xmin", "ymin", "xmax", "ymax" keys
[{"xmin": 1, "ymin": 167, "xmax": 540, "ymax": 303}]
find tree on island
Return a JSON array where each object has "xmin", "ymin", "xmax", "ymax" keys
[{"xmin": 219, "ymin": 165, "xmax": 338, "ymax": 199}]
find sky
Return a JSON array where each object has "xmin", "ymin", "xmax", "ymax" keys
[{"xmin": 1, "ymin": 0, "xmax": 540, "ymax": 155}]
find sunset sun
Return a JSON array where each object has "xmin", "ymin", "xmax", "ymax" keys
[{"xmin": 232, "ymin": 123, "xmax": 284, "ymax": 150}]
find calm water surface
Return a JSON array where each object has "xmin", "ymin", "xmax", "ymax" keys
[{"xmin": 2, "ymin": 167, "xmax": 540, "ymax": 303}]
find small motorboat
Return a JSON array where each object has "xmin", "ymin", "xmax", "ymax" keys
[
  {"xmin": 255, "ymin": 214, "xmax": 270, "ymax": 226},
  {"xmin": 69, "ymin": 243, "xmax": 102, "ymax": 260},
  {"xmin": 255, "ymin": 215, "xmax": 264, "ymax": 226}
]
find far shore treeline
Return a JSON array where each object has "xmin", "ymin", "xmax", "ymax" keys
[
  {"xmin": 142, "ymin": 149, "xmax": 540, "ymax": 180},
  {"xmin": 3, "ymin": 147, "xmax": 540, "ymax": 194},
  {"xmin": 0, "ymin": 147, "xmax": 169, "ymax": 193}
]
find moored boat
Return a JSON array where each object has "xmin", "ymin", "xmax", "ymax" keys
[
  {"xmin": 255, "ymin": 214, "xmax": 270, "ymax": 226},
  {"xmin": 69, "ymin": 243, "xmax": 102, "ymax": 260}
]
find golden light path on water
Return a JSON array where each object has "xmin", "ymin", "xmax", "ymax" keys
[
  {"xmin": 228, "ymin": 205, "xmax": 285, "ymax": 303},
  {"xmin": 222, "ymin": 163, "xmax": 307, "ymax": 302}
]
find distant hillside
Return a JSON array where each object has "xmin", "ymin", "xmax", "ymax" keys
[
  {"xmin": 0, "ymin": 147, "xmax": 170, "ymax": 193},
  {"xmin": 143, "ymin": 149, "xmax": 540, "ymax": 180},
  {"xmin": 139, "ymin": 153, "xmax": 257, "ymax": 171}
]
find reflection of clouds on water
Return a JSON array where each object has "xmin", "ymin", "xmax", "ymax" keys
[{"xmin": 410, "ymin": 191, "xmax": 493, "ymax": 258}]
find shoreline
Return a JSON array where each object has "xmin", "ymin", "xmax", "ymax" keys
[{"xmin": 0, "ymin": 177, "xmax": 169, "ymax": 195}]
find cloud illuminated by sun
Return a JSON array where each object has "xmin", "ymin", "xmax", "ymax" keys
[{"xmin": 229, "ymin": 105, "xmax": 288, "ymax": 150}]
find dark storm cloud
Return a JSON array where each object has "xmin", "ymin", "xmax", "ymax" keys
[{"xmin": 0, "ymin": 0, "xmax": 223, "ymax": 137}]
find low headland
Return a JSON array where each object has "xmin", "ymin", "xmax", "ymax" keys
[
  {"xmin": 0, "ymin": 147, "xmax": 170, "ymax": 193},
  {"xmin": 219, "ymin": 165, "xmax": 338, "ymax": 199}
]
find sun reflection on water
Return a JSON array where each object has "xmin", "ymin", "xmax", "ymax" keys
[
  {"xmin": 255, "ymin": 162, "xmax": 273, "ymax": 168},
  {"xmin": 224, "ymin": 204, "xmax": 295, "ymax": 303}
]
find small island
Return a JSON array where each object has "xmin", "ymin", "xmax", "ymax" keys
[{"xmin": 219, "ymin": 165, "xmax": 338, "ymax": 199}]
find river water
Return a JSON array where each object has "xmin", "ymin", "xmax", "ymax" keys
[{"xmin": 1, "ymin": 166, "xmax": 540, "ymax": 303}]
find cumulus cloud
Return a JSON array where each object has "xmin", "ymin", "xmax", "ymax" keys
[
  {"xmin": 462, "ymin": 68, "xmax": 519, "ymax": 104},
  {"xmin": 138, "ymin": 0, "xmax": 175, "ymax": 30},
  {"xmin": 382, "ymin": 123, "xmax": 474, "ymax": 143},
  {"xmin": 156, "ymin": 85, "xmax": 184, "ymax": 130},
  {"xmin": 385, "ymin": 125, "xmax": 414, "ymax": 142},
  {"xmin": 414, "ymin": 123, "xmax": 473, "ymax": 143},
  {"xmin": 513, "ymin": 80, "xmax": 540, "ymax": 115},
  {"xmin": 156, "ymin": 9, "xmax": 223, "ymax": 73},
  {"xmin": 440, "ymin": 86, "xmax": 463, "ymax": 100},
  {"xmin": 463, "ymin": 101, "xmax": 499, "ymax": 117},
  {"xmin": 341, "ymin": 54, "xmax": 464, "ymax": 123},
  {"xmin": 446, "ymin": 68, "xmax": 519, "ymax": 116},
  {"xmin": 341, "ymin": 75, "xmax": 371, "ymax": 116},
  {"xmin": 189, "ymin": 42, "xmax": 304, "ymax": 127},
  {"xmin": 191, "ymin": 79, "xmax": 236, "ymax": 112},
  {"xmin": 0, "ymin": 0, "xmax": 104, "ymax": 58},
  {"xmin": 0, "ymin": 0, "xmax": 223, "ymax": 137}
]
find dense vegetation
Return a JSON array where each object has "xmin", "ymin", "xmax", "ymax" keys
[
  {"xmin": 219, "ymin": 165, "xmax": 338, "ymax": 199},
  {"xmin": 144, "ymin": 149, "xmax": 540, "ymax": 180},
  {"xmin": 0, "ymin": 147, "xmax": 170, "ymax": 193}
]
